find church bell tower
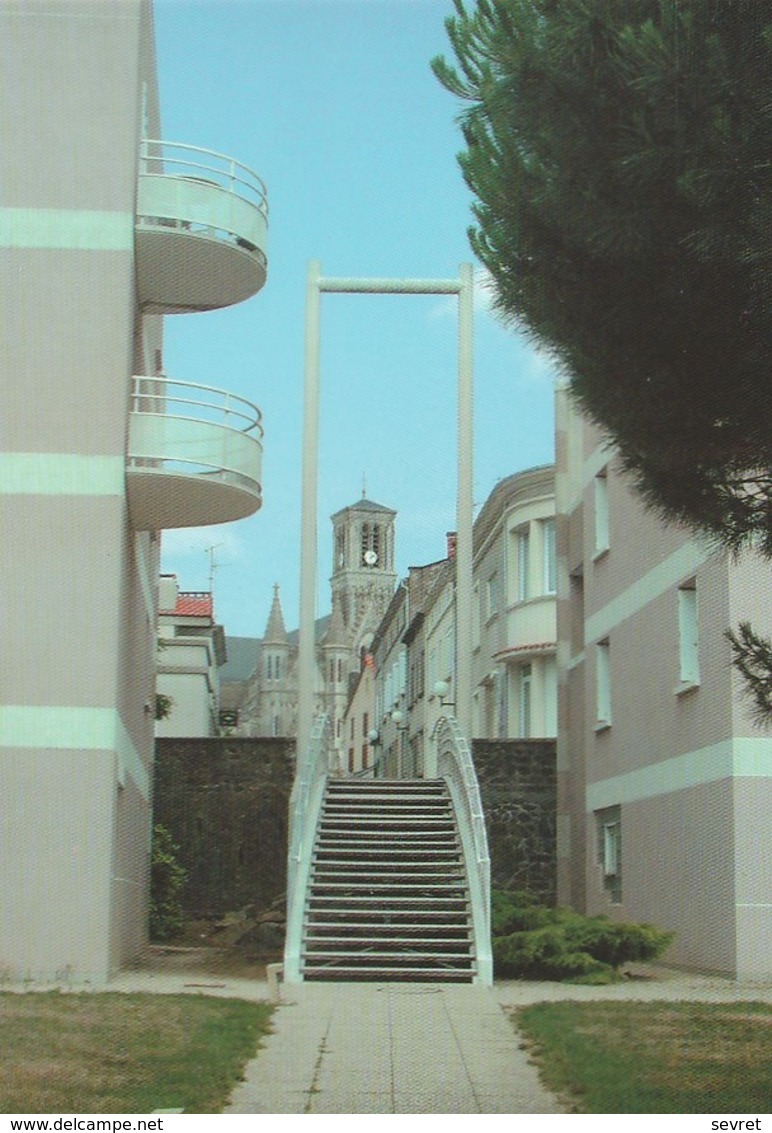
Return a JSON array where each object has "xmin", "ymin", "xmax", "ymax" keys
[{"xmin": 330, "ymin": 492, "xmax": 397, "ymax": 661}]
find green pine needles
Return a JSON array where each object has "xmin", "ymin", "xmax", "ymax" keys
[
  {"xmin": 434, "ymin": 0, "xmax": 772, "ymax": 717},
  {"xmin": 492, "ymin": 891, "xmax": 674, "ymax": 983},
  {"xmin": 433, "ymin": 0, "xmax": 772, "ymax": 552}
]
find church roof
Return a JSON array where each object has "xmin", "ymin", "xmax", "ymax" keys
[
  {"xmin": 262, "ymin": 583, "xmax": 289, "ymax": 644},
  {"xmin": 323, "ymin": 597, "xmax": 348, "ymax": 647},
  {"xmin": 331, "ymin": 495, "xmax": 396, "ymax": 520}
]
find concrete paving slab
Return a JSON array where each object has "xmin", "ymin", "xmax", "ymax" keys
[{"xmin": 224, "ymin": 980, "xmax": 565, "ymax": 1114}]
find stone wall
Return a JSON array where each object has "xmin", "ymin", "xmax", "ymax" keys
[
  {"xmin": 154, "ymin": 737, "xmax": 294, "ymax": 917},
  {"xmin": 472, "ymin": 739, "xmax": 556, "ymax": 905},
  {"xmin": 153, "ymin": 735, "xmax": 555, "ymax": 921}
]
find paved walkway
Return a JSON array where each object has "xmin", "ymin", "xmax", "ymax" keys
[
  {"xmin": 11, "ymin": 963, "xmax": 772, "ymax": 1114},
  {"xmin": 225, "ymin": 981, "xmax": 563, "ymax": 1114}
]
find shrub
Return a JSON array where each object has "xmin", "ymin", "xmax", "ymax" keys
[
  {"xmin": 150, "ymin": 824, "xmax": 187, "ymax": 942},
  {"xmin": 491, "ymin": 891, "xmax": 673, "ymax": 982}
]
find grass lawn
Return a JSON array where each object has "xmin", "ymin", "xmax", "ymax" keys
[
  {"xmin": 515, "ymin": 1000, "xmax": 772, "ymax": 1114},
  {"xmin": 1, "ymin": 991, "xmax": 272, "ymax": 1114}
]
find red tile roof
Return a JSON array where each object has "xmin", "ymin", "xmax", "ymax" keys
[{"xmin": 160, "ymin": 591, "xmax": 213, "ymax": 618}]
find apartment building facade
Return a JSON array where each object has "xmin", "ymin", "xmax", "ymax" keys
[
  {"xmin": 0, "ymin": 0, "xmax": 268, "ymax": 981},
  {"xmin": 556, "ymin": 388, "xmax": 772, "ymax": 977},
  {"xmin": 156, "ymin": 576, "xmax": 227, "ymax": 739},
  {"xmin": 356, "ymin": 467, "xmax": 557, "ymax": 777}
]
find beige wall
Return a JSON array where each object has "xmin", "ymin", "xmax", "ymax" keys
[
  {"xmin": 557, "ymin": 390, "xmax": 772, "ymax": 977},
  {"xmin": 0, "ymin": 0, "xmax": 159, "ymax": 981}
]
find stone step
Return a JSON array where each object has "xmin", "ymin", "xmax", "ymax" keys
[
  {"xmin": 308, "ymin": 894, "xmax": 470, "ymax": 905},
  {"xmin": 313, "ymin": 853, "xmax": 461, "ymax": 864},
  {"xmin": 302, "ymin": 965, "xmax": 474, "ymax": 983},
  {"xmin": 322, "ymin": 805, "xmax": 452, "ymax": 817},
  {"xmin": 308, "ymin": 870, "xmax": 464, "ymax": 879},
  {"xmin": 302, "ymin": 947, "xmax": 473, "ymax": 961},
  {"xmin": 305, "ymin": 935, "xmax": 470, "ymax": 948},
  {"xmin": 315, "ymin": 838, "xmax": 460, "ymax": 850},
  {"xmin": 326, "ymin": 780, "xmax": 445, "ymax": 792}
]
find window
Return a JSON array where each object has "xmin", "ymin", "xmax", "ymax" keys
[
  {"xmin": 542, "ymin": 519, "xmax": 557, "ymax": 594},
  {"xmin": 596, "ymin": 639, "xmax": 611, "ymax": 727},
  {"xmin": 517, "ymin": 528, "xmax": 530, "ymax": 601},
  {"xmin": 594, "ymin": 471, "xmax": 609, "ymax": 555},
  {"xmin": 362, "ymin": 711, "xmax": 369, "ymax": 738},
  {"xmin": 473, "ymin": 582, "xmax": 481, "ymax": 649},
  {"xmin": 444, "ymin": 625, "xmax": 455, "ymax": 679},
  {"xmin": 596, "ymin": 806, "xmax": 622, "ymax": 903},
  {"xmin": 518, "ymin": 663, "xmax": 532, "ymax": 738},
  {"xmin": 678, "ymin": 581, "xmax": 699, "ymax": 686},
  {"xmin": 486, "ymin": 573, "xmax": 500, "ymax": 620}
]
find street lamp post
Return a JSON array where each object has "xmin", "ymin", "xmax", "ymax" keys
[{"xmin": 297, "ymin": 262, "xmax": 474, "ymax": 764}]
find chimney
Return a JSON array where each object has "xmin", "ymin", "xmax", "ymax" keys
[{"xmin": 446, "ymin": 531, "xmax": 457, "ymax": 561}]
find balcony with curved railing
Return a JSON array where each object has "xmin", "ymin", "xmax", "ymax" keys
[
  {"xmin": 126, "ymin": 375, "xmax": 263, "ymax": 530},
  {"xmin": 135, "ymin": 140, "xmax": 268, "ymax": 313}
]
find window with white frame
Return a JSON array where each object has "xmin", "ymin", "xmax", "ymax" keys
[
  {"xmin": 596, "ymin": 639, "xmax": 611, "ymax": 726},
  {"xmin": 444, "ymin": 624, "xmax": 455, "ymax": 679},
  {"xmin": 594, "ymin": 470, "xmax": 609, "ymax": 555},
  {"xmin": 542, "ymin": 518, "xmax": 557, "ymax": 594},
  {"xmin": 518, "ymin": 663, "xmax": 532, "ymax": 738},
  {"xmin": 678, "ymin": 580, "xmax": 699, "ymax": 686},
  {"xmin": 486, "ymin": 572, "xmax": 500, "ymax": 620},
  {"xmin": 517, "ymin": 527, "xmax": 530, "ymax": 601},
  {"xmin": 473, "ymin": 582, "xmax": 481, "ymax": 649},
  {"xmin": 596, "ymin": 805, "xmax": 622, "ymax": 903}
]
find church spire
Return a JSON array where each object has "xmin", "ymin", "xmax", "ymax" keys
[{"xmin": 263, "ymin": 583, "xmax": 288, "ymax": 644}]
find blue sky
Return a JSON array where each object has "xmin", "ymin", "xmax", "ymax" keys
[{"xmin": 154, "ymin": 0, "xmax": 557, "ymax": 640}]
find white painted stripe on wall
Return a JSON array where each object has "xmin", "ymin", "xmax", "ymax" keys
[
  {"xmin": 0, "ymin": 208, "xmax": 133, "ymax": 250},
  {"xmin": 587, "ymin": 737, "xmax": 772, "ymax": 811},
  {"xmin": 585, "ymin": 539, "xmax": 715, "ymax": 644},
  {"xmin": 0, "ymin": 706, "xmax": 150, "ymax": 800},
  {"xmin": 0, "ymin": 453, "xmax": 124, "ymax": 496}
]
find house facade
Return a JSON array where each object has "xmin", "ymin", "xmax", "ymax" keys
[
  {"xmin": 355, "ymin": 467, "xmax": 557, "ymax": 777},
  {"xmin": 0, "ymin": 0, "xmax": 267, "ymax": 981},
  {"xmin": 555, "ymin": 387, "xmax": 772, "ymax": 978},
  {"xmin": 156, "ymin": 576, "xmax": 227, "ymax": 738}
]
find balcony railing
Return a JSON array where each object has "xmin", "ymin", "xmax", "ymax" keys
[
  {"xmin": 126, "ymin": 375, "xmax": 263, "ymax": 530},
  {"xmin": 135, "ymin": 140, "xmax": 269, "ymax": 313}
]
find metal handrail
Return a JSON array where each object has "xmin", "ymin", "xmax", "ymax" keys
[
  {"xmin": 431, "ymin": 714, "xmax": 492, "ymax": 985},
  {"xmin": 139, "ymin": 138, "xmax": 268, "ymax": 218},
  {"xmin": 284, "ymin": 715, "xmax": 333, "ymax": 983},
  {"xmin": 131, "ymin": 376, "xmax": 264, "ymax": 439}
]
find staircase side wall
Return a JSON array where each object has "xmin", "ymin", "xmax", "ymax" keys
[
  {"xmin": 473, "ymin": 739, "xmax": 556, "ymax": 905},
  {"xmin": 154, "ymin": 737, "xmax": 295, "ymax": 918}
]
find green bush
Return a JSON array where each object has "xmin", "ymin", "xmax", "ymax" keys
[
  {"xmin": 150, "ymin": 824, "xmax": 187, "ymax": 942},
  {"xmin": 491, "ymin": 891, "xmax": 674, "ymax": 983}
]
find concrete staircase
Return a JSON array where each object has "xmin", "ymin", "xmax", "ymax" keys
[{"xmin": 300, "ymin": 778, "xmax": 476, "ymax": 982}]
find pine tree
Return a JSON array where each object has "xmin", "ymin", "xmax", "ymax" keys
[{"xmin": 434, "ymin": 0, "xmax": 772, "ymax": 713}]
